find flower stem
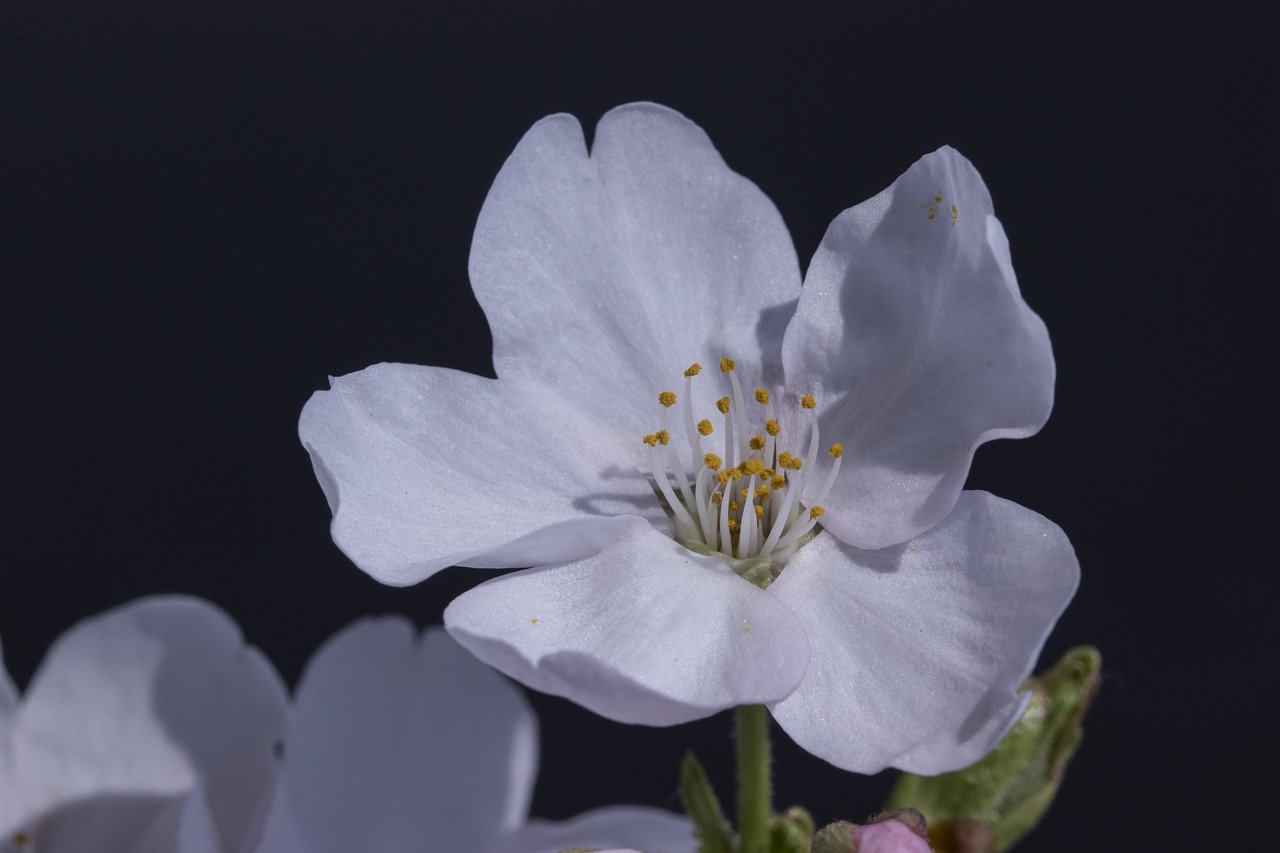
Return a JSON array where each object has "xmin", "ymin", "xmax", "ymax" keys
[{"xmin": 735, "ymin": 704, "xmax": 772, "ymax": 853}]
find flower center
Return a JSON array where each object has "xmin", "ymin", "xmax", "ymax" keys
[{"xmin": 641, "ymin": 358, "xmax": 842, "ymax": 587}]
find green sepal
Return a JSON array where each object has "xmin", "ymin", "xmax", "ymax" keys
[
  {"xmin": 886, "ymin": 646, "xmax": 1102, "ymax": 851},
  {"xmin": 679, "ymin": 751, "xmax": 734, "ymax": 853},
  {"xmin": 810, "ymin": 821, "xmax": 856, "ymax": 853},
  {"xmin": 767, "ymin": 805, "xmax": 814, "ymax": 853}
]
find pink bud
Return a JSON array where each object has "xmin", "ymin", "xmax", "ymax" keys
[{"xmin": 852, "ymin": 813, "xmax": 933, "ymax": 853}]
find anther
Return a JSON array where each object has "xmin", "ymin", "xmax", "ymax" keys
[
  {"xmin": 684, "ymin": 363, "xmax": 702, "ymax": 377},
  {"xmin": 765, "ymin": 419, "xmax": 780, "ymax": 436},
  {"xmin": 642, "ymin": 434, "xmax": 658, "ymax": 447},
  {"xmin": 801, "ymin": 395, "xmax": 816, "ymax": 409},
  {"xmin": 658, "ymin": 391, "xmax": 677, "ymax": 407},
  {"xmin": 704, "ymin": 453, "xmax": 722, "ymax": 470},
  {"xmin": 742, "ymin": 459, "xmax": 764, "ymax": 476},
  {"xmin": 655, "ymin": 430, "xmax": 670, "ymax": 446},
  {"xmin": 716, "ymin": 397, "xmax": 731, "ymax": 414},
  {"xmin": 719, "ymin": 358, "xmax": 736, "ymax": 372},
  {"xmin": 697, "ymin": 419, "xmax": 714, "ymax": 436},
  {"xmin": 754, "ymin": 388, "xmax": 770, "ymax": 405},
  {"xmin": 748, "ymin": 436, "xmax": 765, "ymax": 451},
  {"xmin": 829, "ymin": 443, "xmax": 844, "ymax": 458},
  {"xmin": 771, "ymin": 475, "xmax": 786, "ymax": 490},
  {"xmin": 809, "ymin": 506, "xmax": 826, "ymax": 519}
]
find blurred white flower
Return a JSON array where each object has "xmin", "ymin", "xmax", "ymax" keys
[
  {"xmin": 250, "ymin": 620, "xmax": 692, "ymax": 853},
  {"xmin": 0, "ymin": 597, "xmax": 288, "ymax": 853}
]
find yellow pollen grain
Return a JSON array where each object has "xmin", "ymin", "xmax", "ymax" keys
[
  {"xmin": 765, "ymin": 419, "xmax": 780, "ymax": 436},
  {"xmin": 719, "ymin": 358, "xmax": 736, "ymax": 372},
  {"xmin": 934, "ymin": 195, "xmax": 943, "ymax": 203},
  {"xmin": 754, "ymin": 388, "xmax": 770, "ymax": 405},
  {"xmin": 742, "ymin": 458, "xmax": 764, "ymax": 476},
  {"xmin": 771, "ymin": 475, "xmax": 786, "ymax": 490},
  {"xmin": 829, "ymin": 443, "xmax": 845, "ymax": 458},
  {"xmin": 704, "ymin": 453, "xmax": 723, "ymax": 471},
  {"xmin": 809, "ymin": 506, "xmax": 826, "ymax": 520},
  {"xmin": 801, "ymin": 395, "xmax": 816, "ymax": 409},
  {"xmin": 642, "ymin": 434, "xmax": 658, "ymax": 447},
  {"xmin": 748, "ymin": 436, "xmax": 765, "ymax": 451},
  {"xmin": 655, "ymin": 429, "xmax": 670, "ymax": 446},
  {"xmin": 684, "ymin": 363, "xmax": 703, "ymax": 377},
  {"xmin": 716, "ymin": 397, "xmax": 731, "ymax": 414},
  {"xmin": 697, "ymin": 419, "xmax": 714, "ymax": 436},
  {"xmin": 658, "ymin": 391, "xmax": 677, "ymax": 407},
  {"xmin": 530, "ymin": 618, "xmax": 538, "ymax": 624}
]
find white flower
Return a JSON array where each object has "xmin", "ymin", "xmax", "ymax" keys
[
  {"xmin": 299, "ymin": 103, "xmax": 1079, "ymax": 774},
  {"xmin": 0, "ymin": 597, "xmax": 288, "ymax": 853},
  {"xmin": 250, "ymin": 620, "xmax": 693, "ymax": 853}
]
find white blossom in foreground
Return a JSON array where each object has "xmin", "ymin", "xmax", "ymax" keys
[
  {"xmin": 251, "ymin": 620, "xmax": 692, "ymax": 853},
  {"xmin": 0, "ymin": 598, "xmax": 288, "ymax": 853},
  {"xmin": 299, "ymin": 102, "xmax": 1079, "ymax": 773}
]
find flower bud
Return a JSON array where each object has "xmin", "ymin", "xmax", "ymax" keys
[
  {"xmin": 811, "ymin": 809, "xmax": 932, "ymax": 853},
  {"xmin": 886, "ymin": 646, "xmax": 1101, "ymax": 851}
]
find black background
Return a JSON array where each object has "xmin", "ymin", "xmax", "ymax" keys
[{"xmin": 3, "ymin": 4, "xmax": 1273, "ymax": 851}]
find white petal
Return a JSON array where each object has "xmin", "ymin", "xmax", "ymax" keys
[
  {"xmin": 768, "ymin": 492, "xmax": 1079, "ymax": 774},
  {"xmin": 485, "ymin": 806, "xmax": 696, "ymax": 853},
  {"xmin": 300, "ymin": 362, "xmax": 662, "ymax": 586},
  {"xmin": 783, "ymin": 147, "xmax": 1055, "ymax": 549},
  {"xmin": 445, "ymin": 530, "xmax": 810, "ymax": 726},
  {"xmin": 1, "ymin": 597, "xmax": 287, "ymax": 852},
  {"xmin": 253, "ymin": 622, "xmax": 537, "ymax": 853},
  {"xmin": 470, "ymin": 102, "xmax": 802, "ymax": 432}
]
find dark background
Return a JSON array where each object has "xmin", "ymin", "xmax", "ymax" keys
[{"xmin": 3, "ymin": 3, "xmax": 1273, "ymax": 851}]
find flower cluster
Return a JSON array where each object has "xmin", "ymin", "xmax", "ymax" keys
[
  {"xmin": 0, "ymin": 597, "xmax": 693, "ymax": 853},
  {"xmin": 300, "ymin": 103, "xmax": 1079, "ymax": 774}
]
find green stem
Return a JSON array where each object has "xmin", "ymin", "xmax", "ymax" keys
[{"xmin": 735, "ymin": 704, "xmax": 772, "ymax": 853}]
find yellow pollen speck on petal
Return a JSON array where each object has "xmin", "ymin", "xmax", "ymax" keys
[
  {"xmin": 801, "ymin": 395, "xmax": 816, "ymax": 409},
  {"xmin": 744, "ymin": 625, "xmax": 751, "ymax": 632},
  {"xmin": 754, "ymin": 504, "xmax": 764, "ymax": 519},
  {"xmin": 716, "ymin": 397, "xmax": 731, "ymax": 414},
  {"xmin": 684, "ymin": 363, "xmax": 703, "ymax": 377},
  {"xmin": 809, "ymin": 506, "xmax": 826, "ymax": 519},
  {"xmin": 719, "ymin": 358, "xmax": 736, "ymax": 372},
  {"xmin": 656, "ymin": 430, "xmax": 670, "ymax": 446},
  {"xmin": 742, "ymin": 459, "xmax": 764, "ymax": 476},
  {"xmin": 754, "ymin": 388, "xmax": 770, "ymax": 405},
  {"xmin": 697, "ymin": 419, "xmax": 714, "ymax": 435},
  {"xmin": 658, "ymin": 391, "xmax": 677, "ymax": 407},
  {"xmin": 530, "ymin": 618, "xmax": 538, "ymax": 624},
  {"xmin": 951, "ymin": 203, "xmax": 960, "ymax": 226},
  {"xmin": 749, "ymin": 436, "xmax": 765, "ymax": 451},
  {"xmin": 829, "ymin": 443, "xmax": 844, "ymax": 458},
  {"xmin": 935, "ymin": 195, "xmax": 943, "ymax": 204},
  {"xmin": 642, "ymin": 434, "xmax": 658, "ymax": 447},
  {"xmin": 771, "ymin": 475, "xmax": 786, "ymax": 490},
  {"xmin": 765, "ymin": 419, "xmax": 780, "ymax": 436},
  {"xmin": 704, "ymin": 453, "xmax": 723, "ymax": 470}
]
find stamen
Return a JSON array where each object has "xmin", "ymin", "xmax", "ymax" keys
[
  {"xmin": 719, "ymin": 358, "xmax": 736, "ymax": 373},
  {"xmin": 748, "ymin": 435, "xmax": 765, "ymax": 451},
  {"xmin": 704, "ymin": 453, "xmax": 722, "ymax": 470},
  {"xmin": 658, "ymin": 391, "xmax": 677, "ymax": 407},
  {"xmin": 765, "ymin": 419, "xmax": 780, "ymax": 436},
  {"xmin": 754, "ymin": 388, "xmax": 770, "ymax": 405},
  {"xmin": 697, "ymin": 419, "xmax": 714, "ymax": 436},
  {"xmin": 684, "ymin": 363, "xmax": 702, "ymax": 377}
]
